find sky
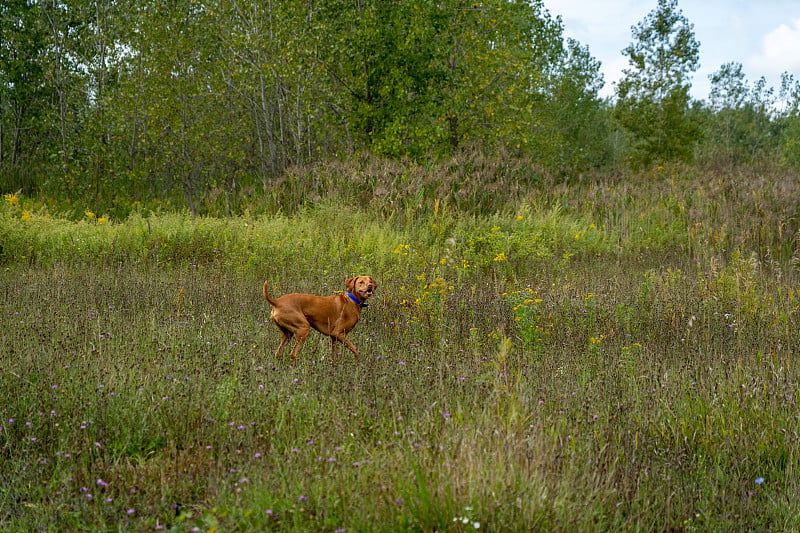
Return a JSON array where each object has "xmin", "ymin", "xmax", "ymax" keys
[{"xmin": 541, "ymin": 0, "xmax": 800, "ymax": 101}]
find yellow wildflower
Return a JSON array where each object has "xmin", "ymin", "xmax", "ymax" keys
[{"xmin": 4, "ymin": 193, "xmax": 19, "ymax": 207}]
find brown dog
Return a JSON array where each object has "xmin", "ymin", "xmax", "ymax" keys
[{"xmin": 262, "ymin": 276, "xmax": 377, "ymax": 363}]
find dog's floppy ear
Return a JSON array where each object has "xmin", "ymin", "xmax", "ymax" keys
[{"xmin": 345, "ymin": 277, "xmax": 356, "ymax": 292}]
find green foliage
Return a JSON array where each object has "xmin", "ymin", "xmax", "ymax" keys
[
  {"xmin": 4, "ymin": 0, "xmax": 800, "ymax": 214},
  {"xmin": 314, "ymin": 0, "xmax": 449, "ymax": 157},
  {"xmin": 615, "ymin": 0, "xmax": 701, "ymax": 166},
  {"xmin": 699, "ymin": 63, "xmax": 782, "ymax": 167},
  {"xmin": 0, "ymin": 0, "xmax": 49, "ymax": 165},
  {"xmin": 1, "ymin": 0, "xmax": 617, "ymax": 211},
  {"xmin": 542, "ymin": 38, "xmax": 614, "ymax": 171},
  {"xmin": 777, "ymin": 73, "xmax": 800, "ymax": 168},
  {"xmin": 7, "ymin": 159, "xmax": 800, "ymax": 271},
  {"xmin": 507, "ymin": 289, "xmax": 547, "ymax": 355},
  {"xmin": 312, "ymin": 0, "xmax": 598, "ymax": 160}
]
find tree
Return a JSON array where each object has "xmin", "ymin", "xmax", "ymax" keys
[
  {"xmin": 0, "ymin": 0, "xmax": 49, "ymax": 166},
  {"xmin": 777, "ymin": 72, "xmax": 800, "ymax": 168},
  {"xmin": 310, "ymin": 0, "xmax": 608, "ymax": 165},
  {"xmin": 615, "ymin": 0, "xmax": 700, "ymax": 167},
  {"xmin": 538, "ymin": 37, "xmax": 612, "ymax": 171},
  {"xmin": 312, "ymin": 0, "xmax": 454, "ymax": 157},
  {"xmin": 442, "ymin": 0, "xmax": 565, "ymax": 155},
  {"xmin": 120, "ymin": 0, "xmax": 246, "ymax": 216},
  {"xmin": 0, "ymin": 0, "xmax": 616, "ymax": 213},
  {"xmin": 218, "ymin": 0, "xmax": 333, "ymax": 180},
  {"xmin": 701, "ymin": 62, "xmax": 777, "ymax": 166}
]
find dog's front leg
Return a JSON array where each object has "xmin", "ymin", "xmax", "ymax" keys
[
  {"xmin": 329, "ymin": 336, "xmax": 340, "ymax": 358},
  {"xmin": 331, "ymin": 332, "xmax": 358, "ymax": 362}
]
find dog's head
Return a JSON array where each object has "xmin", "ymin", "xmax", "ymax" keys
[{"xmin": 346, "ymin": 276, "xmax": 378, "ymax": 303}]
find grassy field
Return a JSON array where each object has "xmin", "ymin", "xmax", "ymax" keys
[{"xmin": 2, "ymin": 165, "xmax": 800, "ymax": 531}]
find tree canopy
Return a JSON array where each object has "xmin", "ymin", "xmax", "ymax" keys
[
  {"xmin": 1, "ymin": 0, "xmax": 799, "ymax": 216},
  {"xmin": 614, "ymin": 0, "xmax": 700, "ymax": 166}
]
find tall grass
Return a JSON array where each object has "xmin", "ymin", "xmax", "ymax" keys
[{"xmin": 2, "ymin": 165, "xmax": 800, "ymax": 531}]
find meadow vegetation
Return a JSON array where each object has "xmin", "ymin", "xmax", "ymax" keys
[{"xmin": 2, "ymin": 162, "xmax": 800, "ymax": 531}]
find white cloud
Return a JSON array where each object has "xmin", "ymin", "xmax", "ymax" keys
[
  {"xmin": 544, "ymin": 0, "xmax": 800, "ymax": 101},
  {"xmin": 748, "ymin": 17, "xmax": 800, "ymax": 75},
  {"xmin": 600, "ymin": 56, "xmax": 631, "ymax": 98}
]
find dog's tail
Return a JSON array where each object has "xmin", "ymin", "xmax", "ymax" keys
[{"xmin": 262, "ymin": 280, "xmax": 279, "ymax": 307}]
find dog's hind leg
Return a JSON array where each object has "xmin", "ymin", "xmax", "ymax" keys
[
  {"xmin": 288, "ymin": 326, "xmax": 310, "ymax": 363},
  {"xmin": 275, "ymin": 329, "xmax": 293, "ymax": 359}
]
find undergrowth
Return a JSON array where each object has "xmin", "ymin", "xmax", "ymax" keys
[{"xmin": 2, "ymin": 165, "xmax": 800, "ymax": 531}]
